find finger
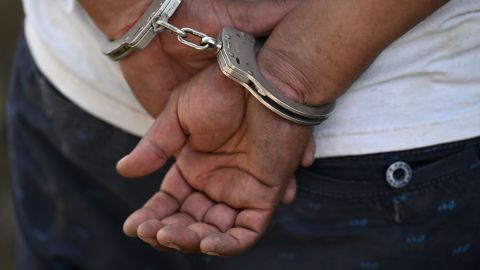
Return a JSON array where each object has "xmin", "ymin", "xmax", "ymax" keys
[
  {"xmin": 161, "ymin": 213, "xmax": 196, "ymax": 226},
  {"xmin": 160, "ymin": 164, "xmax": 193, "ymax": 203},
  {"xmin": 124, "ymin": 208, "xmax": 159, "ymax": 237},
  {"xmin": 170, "ymin": 0, "xmax": 300, "ymax": 44},
  {"xmin": 156, "ymin": 223, "xmax": 201, "ymax": 252},
  {"xmin": 200, "ymin": 208, "xmax": 271, "ymax": 256},
  {"xmin": 200, "ymin": 229, "xmax": 255, "ymax": 257},
  {"xmin": 137, "ymin": 220, "xmax": 170, "ymax": 251},
  {"xmin": 123, "ymin": 192, "xmax": 179, "ymax": 237},
  {"xmin": 180, "ymin": 192, "xmax": 215, "ymax": 222},
  {"xmin": 157, "ymin": 213, "xmax": 197, "ymax": 250},
  {"xmin": 116, "ymin": 90, "xmax": 185, "ymax": 178},
  {"xmin": 218, "ymin": 0, "xmax": 301, "ymax": 36},
  {"xmin": 301, "ymin": 134, "xmax": 316, "ymax": 167},
  {"xmin": 157, "ymin": 222, "xmax": 221, "ymax": 252},
  {"xmin": 188, "ymin": 223, "xmax": 222, "ymax": 239},
  {"xmin": 203, "ymin": 204, "xmax": 238, "ymax": 232},
  {"xmin": 281, "ymin": 177, "xmax": 297, "ymax": 205}
]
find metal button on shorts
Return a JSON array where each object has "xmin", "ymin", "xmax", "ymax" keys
[{"xmin": 386, "ymin": 161, "xmax": 413, "ymax": 188}]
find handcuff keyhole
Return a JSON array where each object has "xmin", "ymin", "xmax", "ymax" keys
[
  {"xmin": 393, "ymin": 169, "xmax": 406, "ymax": 181},
  {"xmin": 236, "ymin": 58, "xmax": 241, "ymax": 65}
]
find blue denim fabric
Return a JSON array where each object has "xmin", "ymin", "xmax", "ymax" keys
[{"xmin": 7, "ymin": 34, "xmax": 480, "ymax": 270}]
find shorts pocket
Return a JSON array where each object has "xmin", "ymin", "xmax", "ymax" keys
[{"xmin": 275, "ymin": 146, "xmax": 480, "ymax": 235}]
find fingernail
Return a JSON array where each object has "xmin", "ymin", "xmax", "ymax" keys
[
  {"xmin": 116, "ymin": 155, "xmax": 128, "ymax": 167},
  {"xmin": 160, "ymin": 242, "xmax": 180, "ymax": 251},
  {"xmin": 205, "ymin": 251, "xmax": 220, "ymax": 256}
]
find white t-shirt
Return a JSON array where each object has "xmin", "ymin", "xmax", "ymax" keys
[{"xmin": 22, "ymin": 0, "xmax": 480, "ymax": 158}]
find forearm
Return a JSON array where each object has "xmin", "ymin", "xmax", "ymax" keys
[
  {"xmin": 258, "ymin": 0, "xmax": 448, "ymax": 106},
  {"xmin": 79, "ymin": 0, "xmax": 151, "ymax": 39}
]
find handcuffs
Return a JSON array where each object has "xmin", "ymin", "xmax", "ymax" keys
[{"xmin": 102, "ymin": 0, "xmax": 335, "ymax": 125}]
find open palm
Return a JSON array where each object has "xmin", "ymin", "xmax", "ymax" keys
[{"xmin": 117, "ymin": 65, "xmax": 315, "ymax": 256}]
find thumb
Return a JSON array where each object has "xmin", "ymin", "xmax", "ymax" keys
[
  {"xmin": 222, "ymin": 0, "xmax": 301, "ymax": 36},
  {"xmin": 117, "ymin": 90, "xmax": 186, "ymax": 178},
  {"xmin": 281, "ymin": 177, "xmax": 297, "ymax": 204}
]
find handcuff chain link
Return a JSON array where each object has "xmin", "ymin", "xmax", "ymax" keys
[{"xmin": 154, "ymin": 18, "xmax": 222, "ymax": 52}]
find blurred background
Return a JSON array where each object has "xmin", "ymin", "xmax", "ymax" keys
[{"xmin": 1, "ymin": 1, "xmax": 23, "ymax": 269}]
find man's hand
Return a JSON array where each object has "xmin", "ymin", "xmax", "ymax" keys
[
  {"xmin": 115, "ymin": 0, "xmax": 447, "ymax": 256},
  {"xmin": 80, "ymin": 0, "xmax": 300, "ymax": 116},
  {"xmin": 116, "ymin": 64, "xmax": 315, "ymax": 256},
  {"xmin": 256, "ymin": 0, "xmax": 447, "ymax": 106},
  {"xmin": 91, "ymin": 0, "xmax": 447, "ymax": 257}
]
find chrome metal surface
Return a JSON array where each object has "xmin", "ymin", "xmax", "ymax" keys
[
  {"xmin": 217, "ymin": 28, "xmax": 335, "ymax": 125},
  {"xmin": 154, "ymin": 20, "xmax": 186, "ymax": 37},
  {"xmin": 102, "ymin": 0, "xmax": 181, "ymax": 61}
]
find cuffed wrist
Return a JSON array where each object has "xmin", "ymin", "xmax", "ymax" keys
[
  {"xmin": 257, "ymin": 46, "xmax": 338, "ymax": 107},
  {"xmin": 80, "ymin": 0, "xmax": 152, "ymax": 40}
]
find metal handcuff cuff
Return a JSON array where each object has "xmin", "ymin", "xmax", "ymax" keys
[{"xmin": 102, "ymin": 0, "xmax": 335, "ymax": 125}]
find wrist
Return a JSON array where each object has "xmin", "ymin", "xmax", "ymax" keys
[
  {"xmin": 80, "ymin": 0, "xmax": 152, "ymax": 39},
  {"xmin": 257, "ymin": 47, "xmax": 340, "ymax": 107},
  {"xmin": 256, "ymin": 0, "xmax": 448, "ymax": 107}
]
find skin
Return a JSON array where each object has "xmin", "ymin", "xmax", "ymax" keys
[
  {"xmin": 119, "ymin": 65, "xmax": 314, "ymax": 256},
  {"xmin": 80, "ymin": 0, "xmax": 314, "ymax": 256},
  {"xmin": 82, "ymin": 0, "xmax": 447, "ymax": 257},
  {"xmin": 80, "ymin": 0, "xmax": 301, "ymax": 116}
]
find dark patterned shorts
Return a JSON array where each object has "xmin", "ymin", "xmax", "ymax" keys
[{"xmin": 7, "ymin": 33, "xmax": 480, "ymax": 270}]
